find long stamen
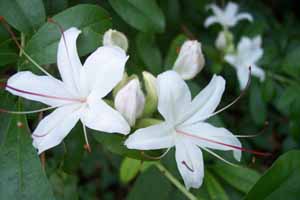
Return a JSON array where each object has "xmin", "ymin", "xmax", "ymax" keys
[
  {"xmin": 201, "ymin": 146, "xmax": 239, "ymax": 167},
  {"xmin": 176, "ymin": 129, "xmax": 271, "ymax": 157},
  {"xmin": 0, "ymin": 17, "xmax": 54, "ymax": 78},
  {"xmin": 189, "ymin": 67, "xmax": 252, "ymax": 125},
  {"xmin": 0, "ymin": 82, "xmax": 84, "ymax": 103},
  {"xmin": 83, "ymin": 124, "xmax": 91, "ymax": 153},
  {"xmin": 140, "ymin": 147, "xmax": 172, "ymax": 160},
  {"xmin": 0, "ymin": 105, "xmax": 57, "ymax": 114}
]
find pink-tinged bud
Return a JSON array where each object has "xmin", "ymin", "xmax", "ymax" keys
[
  {"xmin": 114, "ymin": 79, "xmax": 145, "ymax": 126},
  {"xmin": 103, "ymin": 29, "xmax": 128, "ymax": 52},
  {"xmin": 173, "ymin": 40, "xmax": 205, "ymax": 80}
]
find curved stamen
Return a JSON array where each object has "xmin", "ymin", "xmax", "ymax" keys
[
  {"xmin": 188, "ymin": 67, "xmax": 252, "ymax": 125},
  {"xmin": 201, "ymin": 146, "xmax": 240, "ymax": 167},
  {"xmin": 0, "ymin": 17, "xmax": 54, "ymax": 78},
  {"xmin": 82, "ymin": 124, "xmax": 91, "ymax": 153},
  {"xmin": 0, "ymin": 105, "xmax": 58, "ymax": 114},
  {"xmin": 140, "ymin": 147, "xmax": 172, "ymax": 160},
  {"xmin": 176, "ymin": 129, "xmax": 271, "ymax": 157},
  {"xmin": 1, "ymin": 82, "xmax": 84, "ymax": 103}
]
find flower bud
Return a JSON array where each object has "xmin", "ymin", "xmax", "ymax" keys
[
  {"xmin": 215, "ymin": 30, "xmax": 234, "ymax": 53},
  {"xmin": 173, "ymin": 40, "xmax": 205, "ymax": 80},
  {"xmin": 103, "ymin": 29, "xmax": 129, "ymax": 52},
  {"xmin": 114, "ymin": 79, "xmax": 145, "ymax": 126},
  {"xmin": 142, "ymin": 71, "xmax": 158, "ymax": 117}
]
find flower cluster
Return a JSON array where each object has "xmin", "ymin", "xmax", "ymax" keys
[
  {"xmin": 3, "ymin": 2, "xmax": 265, "ymax": 190},
  {"xmin": 205, "ymin": 1, "xmax": 265, "ymax": 89}
]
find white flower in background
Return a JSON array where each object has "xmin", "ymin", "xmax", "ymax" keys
[
  {"xmin": 215, "ymin": 31, "xmax": 227, "ymax": 50},
  {"xmin": 125, "ymin": 71, "xmax": 242, "ymax": 189},
  {"xmin": 115, "ymin": 78, "xmax": 145, "ymax": 126},
  {"xmin": 225, "ymin": 36, "xmax": 265, "ymax": 89},
  {"xmin": 6, "ymin": 27, "xmax": 130, "ymax": 154},
  {"xmin": 204, "ymin": 2, "xmax": 253, "ymax": 28},
  {"xmin": 103, "ymin": 29, "xmax": 129, "ymax": 52},
  {"xmin": 173, "ymin": 40, "xmax": 205, "ymax": 80}
]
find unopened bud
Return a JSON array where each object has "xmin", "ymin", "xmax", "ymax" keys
[
  {"xmin": 173, "ymin": 40, "xmax": 205, "ymax": 80},
  {"xmin": 115, "ymin": 79, "xmax": 145, "ymax": 126},
  {"xmin": 142, "ymin": 71, "xmax": 158, "ymax": 117},
  {"xmin": 103, "ymin": 29, "xmax": 129, "ymax": 52},
  {"xmin": 215, "ymin": 30, "xmax": 234, "ymax": 53}
]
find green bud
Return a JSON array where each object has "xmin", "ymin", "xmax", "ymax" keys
[
  {"xmin": 142, "ymin": 71, "xmax": 158, "ymax": 117},
  {"xmin": 135, "ymin": 118, "xmax": 162, "ymax": 129}
]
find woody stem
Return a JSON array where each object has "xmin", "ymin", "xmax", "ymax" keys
[{"xmin": 155, "ymin": 162, "xmax": 199, "ymax": 200}]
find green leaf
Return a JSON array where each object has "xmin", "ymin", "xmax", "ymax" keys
[
  {"xmin": 50, "ymin": 171, "xmax": 78, "ymax": 200},
  {"xmin": 212, "ymin": 164, "xmax": 261, "ymax": 193},
  {"xmin": 249, "ymin": 81, "xmax": 267, "ymax": 125},
  {"xmin": 136, "ymin": 33, "xmax": 162, "ymax": 75},
  {"xmin": 22, "ymin": 4, "xmax": 111, "ymax": 71},
  {"xmin": 205, "ymin": 170, "xmax": 229, "ymax": 200},
  {"xmin": 0, "ymin": 113, "xmax": 55, "ymax": 199},
  {"xmin": 0, "ymin": 0, "xmax": 46, "ymax": 34},
  {"xmin": 244, "ymin": 150, "xmax": 300, "ymax": 200},
  {"xmin": 0, "ymin": 39, "xmax": 18, "ymax": 66},
  {"xmin": 108, "ymin": 0, "xmax": 165, "ymax": 33}
]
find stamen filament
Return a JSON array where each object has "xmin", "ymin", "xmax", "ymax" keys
[
  {"xmin": 83, "ymin": 124, "xmax": 91, "ymax": 153},
  {"xmin": 181, "ymin": 161, "xmax": 194, "ymax": 172},
  {"xmin": 176, "ymin": 129, "xmax": 271, "ymax": 157},
  {"xmin": 201, "ymin": 146, "xmax": 239, "ymax": 167},
  {"xmin": 140, "ymin": 147, "xmax": 172, "ymax": 160},
  {"xmin": 0, "ymin": 105, "xmax": 58, "ymax": 114}
]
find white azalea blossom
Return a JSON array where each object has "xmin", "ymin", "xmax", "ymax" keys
[
  {"xmin": 115, "ymin": 78, "xmax": 145, "ymax": 126},
  {"xmin": 173, "ymin": 40, "xmax": 205, "ymax": 80},
  {"xmin": 225, "ymin": 36, "xmax": 265, "ymax": 89},
  {"xmin": 103, "ymin": 29, "xmax": 129, "ymax": 52},
  {"xmin": 6, "ymin": 27, "xmax": 130, "ymax": 154},
  {"xmin": 204, "ymin": 2, "xmax": 253, "ymax": 28},
  {"xmin": 125, "ymin": 71, "xmax": 242, "ymax": 189}
]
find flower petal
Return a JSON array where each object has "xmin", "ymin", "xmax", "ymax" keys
[
  {"xmin": 180, "ymin": 75, "xmax": 225, "ymax": 125},
  {"xmin": 125, "ymin": 122, "xmax": 175, "ymax": 150},
  {"xmin": 32, "ymin": 104, "xmax": 81, "ymax": 154},
  {"xmin": 225, "ymin": 2, "xmax": 238, "ymax": 17},
  {"xmin": 157, "ymin": 71, "xmax": 191, "ymax": 124},
  {"xmin": 252, "ymin": 64, "xmax": 265, "ymax": 82},
  {"xmin": 204, "ymin": 16, "xmax": 219, "ymax": 27},
  {"xmin": 236, "ymin": 13, "xmax": 253, "ymax": 22},
  {"xmin": 237, "ymin": 67, "xmax": 249, "ymax": 90},
  {"xmin": 6, "ymin": 71, "xmax": 75, "ymax": 106},
  {"xmin": 178, "ymin": 122, "xmax": 242, "ymax": 161},
  {"xmin": 82, "ymin": 46, "xmax": 128, "ymax": 98},
  {"xmin": 57, "ymin": 27, "xmax": 82, "ymax": 93},
  {"xmin": 175, "ymin": 137, "xmax": 204, "ymax": 189},
  {"xmin": 81, "ymin": 96, "xmax": 130, "ymax": 135}
]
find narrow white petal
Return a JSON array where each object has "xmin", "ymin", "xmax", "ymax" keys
[
  {"xmin": 225, "ymin": 2, "xmax": 238, "ymax": 17},
  {"xmin": 236, "ymin": 13, "xmax": 253, "ymax": 22},
  {"xmin": 204, "ymin": 16, "xmax": 219, "ymax": 27},
  {"xmin": 180, "ymin": 75, "xmax": 225, "ymax": 125},
  {"xmin": 57, "ymin": 27, "xmax": 82, "ymax": 93},
  {"xmin": 157, "ymin": 71, "xmax": 192, "ymax": 124},
  {"xmin": 82, "ymin": 46, "xmax": 128, "ymax": 98},
  {"xmin": 32, "ymin": 104, "xmax": 81, "ymax": 154},
  {"xmin": 237, "ymin": 67, "xmax": 249, "ymax": 90},
  {"xmin": 224, "ymin": 54, "xmax": 238, "ymax": 67},
  {"xmin": 207, "ymin": 4, "xmax": 223, "ymax": 17},
  {"xmin": 81, "ymin": 97, "xmax": 130, "ymax": 135},
  {"xmin": 177, "ymin": 122, "xmax": 242, "ymax": 161},
  {"xmin": 125, "ymin": 122, "xmax": 175, "ymax": 150},
  {"xmin": 6, "ymin": 71, "xmax": 75, "ymax": 106},
  {"xmin": 251, "ymin": 64, "xmax": 265, "ymax": 81},
  {"xmin": 175, "ymin": 137, "xmax": 204, "ymax": 189}
]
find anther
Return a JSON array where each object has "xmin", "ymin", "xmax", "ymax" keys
[
  {"xmin": 17, "ymin": 121, "xmax": 24, "ymax": 128},
  {"xmin": 181, "ymin": 161, "xmax": 194, "ymax": 172}
]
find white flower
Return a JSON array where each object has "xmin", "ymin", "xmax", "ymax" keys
[
  {"xmin": 115, "ymin": 78, "xmax": 145, "ymax": 126},
  {"xmin": 173, "ymin": 40, "xmax": 205, "ymax": 80},
  {"xmin": 215, "ymin": 31, "xmax": 227, "ymax": 50},
  {"xmin": 103, "ymin": 29, "xmax": 129, "ymax": 52},
  {"xmin": 204, "ymin": 2, "xmax": 253, "ymax": 28},
  {"xmin": 6, "ymin": 27, "xmax": 130, "ymax": 154},
  {"xmin": 125, "ymin": 71, "xmax": 241, "ymax": 189},
  {"xmin": 225, "ymin": 36, "xmax": 265, "ymax": 89}
]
